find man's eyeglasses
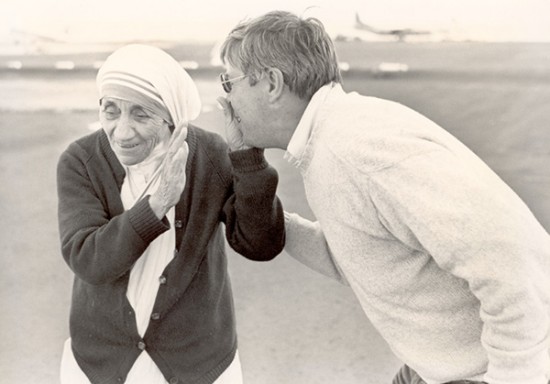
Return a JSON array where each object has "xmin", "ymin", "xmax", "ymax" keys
[{"xmin": 220, "ymin": 73, "xmax": 249, "ymax": 93}]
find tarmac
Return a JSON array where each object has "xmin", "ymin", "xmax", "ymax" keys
[{"xmin": 1, "ymin": 42, "xmax": 549, "ymax": 383}]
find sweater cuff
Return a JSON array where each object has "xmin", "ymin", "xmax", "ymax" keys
[
  {"xmin": 228, "ymin": 147, "xmax": 267, "ymax": 172},
  {"xmin": 128, "ymin": 195, "xmax": 170, "ymax": 244}
]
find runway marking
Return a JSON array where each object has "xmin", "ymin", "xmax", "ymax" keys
[
  {"xmin": 54, "ymin": 61, "xmax": 76, "ymax": 70},
  {"xmin": 6, "ymin": 61, "xmax": 23, "ymax": 70}
]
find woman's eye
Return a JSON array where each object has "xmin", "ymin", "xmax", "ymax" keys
[
  {"xmin": 102, "ymin": 108, "xmax": 119, "ymax": 119},
  {"xmin": 133, "ymin": 110, "xmax": 151, "ymax": 120}
]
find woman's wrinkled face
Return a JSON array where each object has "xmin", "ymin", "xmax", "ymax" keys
[{"xmin": 99, "ymin": 97, "xmax": 171, "ymax": 166}]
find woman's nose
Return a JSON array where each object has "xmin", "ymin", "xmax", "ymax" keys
[{"xmin": 113, "ymin": 114, "xmax": 134, "ymax": 140}]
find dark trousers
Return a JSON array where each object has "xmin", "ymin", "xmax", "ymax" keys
[{"xmin": 392, "ymin": 365, "xmax": 487, "ymax": 384}]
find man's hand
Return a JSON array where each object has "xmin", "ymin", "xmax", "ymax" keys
[
  {"xmin": 217, "ymin": 97, "xmax": 251, "ymax": 151},
  {"xmin": 149, "ymin": 123, "xmax": 188, "ymax": 219}
]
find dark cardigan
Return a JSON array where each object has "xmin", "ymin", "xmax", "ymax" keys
[{"xmin": 57, "ymin": 125, "xmax": 285, "ymax": 384}]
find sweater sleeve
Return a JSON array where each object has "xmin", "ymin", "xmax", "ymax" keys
[
  {"xmin": 284, "ymin": 212, "xmax": 348, "ymax": 285},
  {"xmin": 368, "ymin": 150, "xmax": 550, "ymax": 384},
  {"xmin": 57, "ymin": 145, "xmax": 169, "ymax": 285},
  {"xmin": 221, "ymin": 147, "xmax": 285, "ymax": 261}
]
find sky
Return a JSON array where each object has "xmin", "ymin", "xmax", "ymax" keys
[{"xmin": 1, "ymin": 0, "xmax": 550, "ymax": 45}]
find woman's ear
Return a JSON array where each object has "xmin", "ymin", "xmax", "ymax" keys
[{"xmin": 266, "ymin": 67, "xmax": 285, "ymax": 102}]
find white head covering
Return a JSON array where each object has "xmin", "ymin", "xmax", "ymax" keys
[{"xmin": 96, "ymin": 44, "xmax": 202, "ymax": 135}]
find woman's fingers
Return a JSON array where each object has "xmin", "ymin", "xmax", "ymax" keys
[
  {"xmin": 172, "ymin": 144, "xmax": 188, "ymax": 174},
  {"xmin": 165, "ymin": 144, "xmax": 187, "ymax": 179},
  {"xmin": 167, "ymin": 121, "xmax": 188, "ymax": 152},
  {"xmin": 151, "ymin": 139, "xmax": 188, "ymax": 218},
  {"xmin": 156, "ymin": 146, "xmax": 187, "ymax": 210},
  {"xmin": 163, "ymin": 123, "xmax": 188, "ymax": 173}
]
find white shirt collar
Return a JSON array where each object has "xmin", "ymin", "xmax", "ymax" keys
[{"xmin": 284, "ymin": 82, "xmax": 339, "ymax": 168}]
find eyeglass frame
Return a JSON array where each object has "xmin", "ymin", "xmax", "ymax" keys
[{"xmin": 220, "ymin": 73, "xmax": 249, "ymax": 93}]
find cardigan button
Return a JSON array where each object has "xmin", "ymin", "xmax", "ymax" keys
[
  {"xmin": 159, "ymin": 275, "xmax": 167, "ymax": 285},
  {"xmin": 151, "ymin": 312, "xmax": 160, "ymax": 321},
  {"xmin": 137, "ymin": 341, "xmax": 146, "ymax": 350},
  {"xmin": 169, "ymin": 378, "xmax": 179, "ymax": 384},
  {"xmin": 174, "ymin": 220, "xmax": 183, "ymax": 228}
]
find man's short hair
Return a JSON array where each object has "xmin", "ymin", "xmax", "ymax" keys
[{"xmin": 220, "ymin": 10, "xmax": 342, "ymax": 100}]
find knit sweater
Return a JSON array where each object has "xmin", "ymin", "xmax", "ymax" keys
[
  {"xmin": 57, "ymin": 125, "xmax": 285, "ymax": 384},
  {"xmin": 284, "ymin": 84, "xmax": 550, "ymax": 384}
]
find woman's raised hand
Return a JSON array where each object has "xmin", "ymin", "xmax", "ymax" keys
[{"xmin": 149, "ymin": 123, "xmax": 189, "ymax": 219}]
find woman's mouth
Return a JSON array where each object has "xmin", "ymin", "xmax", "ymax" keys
[{"xmin": 117, "ymin": 142, "xmax": 139, "ymax": 149}]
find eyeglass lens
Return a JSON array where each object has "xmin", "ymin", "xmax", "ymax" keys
[{"xmin": 220, "ymin": 74, "xmax": 231, "ymax": 93}]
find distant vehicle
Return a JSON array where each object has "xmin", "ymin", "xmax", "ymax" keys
[{"xmin": 354, "ymin": 12, "xmax": 431, "ymax": 42}]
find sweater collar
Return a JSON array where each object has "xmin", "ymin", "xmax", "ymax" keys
[{"xmin": 284, "ymin": 82, "xmax": 341, "ymax": 170}]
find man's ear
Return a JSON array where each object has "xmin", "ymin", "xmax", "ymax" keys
[{"xmin": 266, "ymin": 67, "xmax": 285, "ymax": 102}]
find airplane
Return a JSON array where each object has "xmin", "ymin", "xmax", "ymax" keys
[
  {"xmin": 354, "ymin": 12, "xmax": 431, "ymax": 42},
  {"xmin": 2, "ymin": 28, "xmax": 181, "ymax": 56}
]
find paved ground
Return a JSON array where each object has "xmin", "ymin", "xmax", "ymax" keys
[{"xmin": 1, "ymin": 42, "xmax": 549, "ymax": 384}]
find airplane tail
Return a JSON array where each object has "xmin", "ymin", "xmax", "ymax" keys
[{"xmin": 354, "ymin": 13, "xmax": 378, "ymax": 33}]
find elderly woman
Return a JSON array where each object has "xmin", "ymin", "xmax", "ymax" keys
[{"xmin": 57, "ymin": 44, "xmax": 284, "ymax": 384}]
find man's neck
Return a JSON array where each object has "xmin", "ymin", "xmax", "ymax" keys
[{"xmin": 275, "ymin": 93, "xmax": 309, "ymax": 150}]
